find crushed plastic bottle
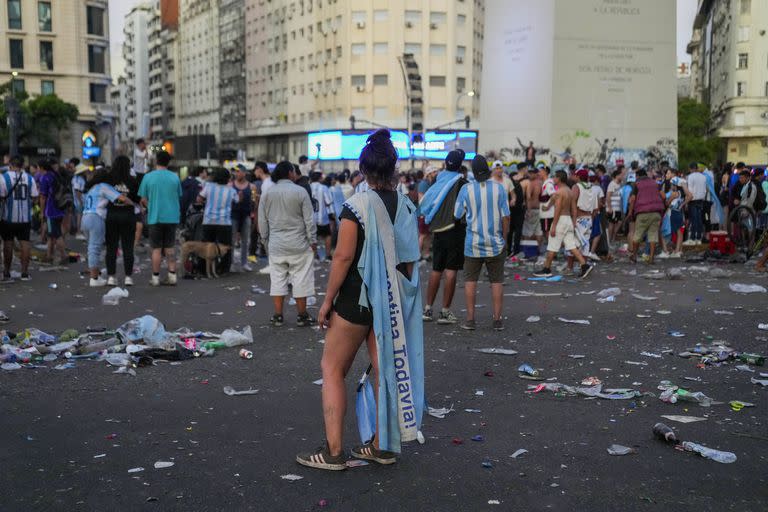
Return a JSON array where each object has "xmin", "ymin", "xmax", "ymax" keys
[
  {"xmin": 675, "ymin": 389, "xmax": 713, "ymax": 407},
  {"xmin": 607, "ymin": 444, "xmax": 636, "ymax": 456},
  {"xmin": 653, "ymin": 423, "xmax": 678, "ymax": 444},
  {"xmin": 681, "ymin": 441, "xmax": 737, "ymax": 464}
]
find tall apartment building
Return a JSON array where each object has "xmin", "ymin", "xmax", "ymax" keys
[
  {"xmin": 1, "ymin": 0, "xmax": 114, "ymax": 160},
  {"xmin": 688, "ymin": 0, "xmax": 768, "ymax": 165},
  {"xmin": 244, "ymin": 0, "xmax": 485, "ymax": 163},
  {"xmin": 149, "ymin": 0, "xmax": 180, "ymax": 149},
  {"xmin": 219, "ymin": 0, "xmax": 247, "ymax": 150},
  {"xmin": 122, "ymin": 4, "xmax": 152, "ymax": 144},
  {"xmin": 178, "ymin": 0, "xmax": 221, "ymax": 141}
]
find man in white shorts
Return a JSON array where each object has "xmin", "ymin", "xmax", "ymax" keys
[
  {"xmin": 534, "ymin": 170, "xmax": 593, "ymax": 279},
  {"xmin": 258, "ymin": 161, "xmax": 317, "ymax": 327}
]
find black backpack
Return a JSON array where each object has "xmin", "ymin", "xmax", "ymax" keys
[
  {"xmin": 53, "ymin": 172, "xmax": 73, "ymax": 210},
  {"xmin": 753, "ymin": 182, "xmax": 767, "ymax": 213}
]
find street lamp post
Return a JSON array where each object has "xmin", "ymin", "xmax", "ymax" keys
[
  {"xmin": 453, "ymin": 90, "xmax": 475, "ymax": 149},
  {"xmin": 5, "ymin": 71, "xmax": 20, "ymax": 157}
]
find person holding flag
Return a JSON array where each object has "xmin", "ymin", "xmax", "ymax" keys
[{"xmin": 297, "ymin": 129, "xmax": 424, "ymax": 470}]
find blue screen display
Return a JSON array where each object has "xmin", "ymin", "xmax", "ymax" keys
[
  {"xmin": 307, "ymin": 130, "xmax": 477, "ymax": 161},
  {"xmin": 82, "ymin": 146, "xmax": 101, "ymax": 159}
]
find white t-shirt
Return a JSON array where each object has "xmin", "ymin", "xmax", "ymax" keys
[
  {"xmin": 576, "ymin": 183, "xmax": 598, "ymax": 213},
  {"xmin": 260, "ymin": 177, "xmax": 274, "ymax": 196},
  {"xmin": 606, "ymin": 181, "xmax": 622, "ymax": 212},
  {"xmin": 133, "ymin": 147, "xmax": 147, "ymax": 175},
  {"xmin": 687, "ymin": 172, "xmax": 708, "ymax": 201},
  {"xmin": 310, "ymin": 181, "xmax": 332, "ymax": 226},
  {"xmin": 539, "ymin": 179, "xmax": 556, "ymax": 219}
]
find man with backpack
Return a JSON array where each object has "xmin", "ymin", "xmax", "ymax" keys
[{"xmin": 38, "ymin": 159, "xmax": 71, "ymax": 264}]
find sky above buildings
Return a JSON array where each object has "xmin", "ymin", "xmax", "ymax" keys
[{"xmin": 109, "ymin": 0, "xmax": 700, "ymax": 79}]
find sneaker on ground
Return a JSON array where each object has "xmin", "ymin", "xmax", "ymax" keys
[
  {"xmin": 658, "ymin": 252, "xmax": 671, "ymax": 259},
  {"xmin": 436, "ymin": 309, "xmax": 458, "ymax": 325},
  {"xmin": 89, "ymin": 277, "xmax": 108, "ymax": 287},
  {"xmin": 351, "ymin": 443, "xmax": 397, "ymax": 465},
  {"xmin": 460, "ymin": 319, "xmax": 476, "ymax": 331},
  {"xmin": 682, "ymin": 239, "xmax": 697, "ymax": 246},
  {"xmin": 150, "ymin": 275, "xmax": 161, "ymax": 287},
  {"xmin": 162, "ymin": 273, "xmax": 178, "ymax": 286},
  {"xmin": 270, "ymin": 314, "xmax": 284, "ymax": 326},
  {"xmin": 242, "ymin": 263, "xmax": 254, "ymax": 272},
  {"xmin": 297, "ymin": 313, "xmax": 316, "ymax": 327},
  {"xmin": 492, "ymin": 319, "xmax": 504, "ymax": 331},
  {"xmin": 258, "ymin": 265, "xmax": 272, "ymax": 275},
  {"xmin": 587, "ymin": 252, "xmax": 601, "ymax": 262},
  {"xmin": 107, "ymin": 276, "xmax": 118, "ymax": 286},
  {"xmin": 670, "ymin": 252, "xmax": 682, "ymax": 258},
  {"xmin": 124, "ymin": 276, "xmax": 134, "ymax": 287},
  {"xmin": 533, "ymin": 268, "xmax": 553, "ymax": 278},
  {"xmin": 296, "ymin": 445, "xmax": 347, "ymax": 471},
  {"xmin": 20, "ymin": 273, "xmax": 31, "ymax": 281},
  {"xmin": 75, "ymin": 233, "xmax": 87, "ymax": 241},
  {"xmin": 579, "ymin": 264, "xmax": 594, "ymax": 279},
  {"xmin": 422, "ymin": 307, "xmax": 433, "ymax": 322}
]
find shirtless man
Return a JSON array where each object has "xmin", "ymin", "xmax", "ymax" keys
[
  {"xmin": 523, "ymin": 165, "xmax": 543, "ymax": 246},
  {"xmin": 533, "ymin": 170, "xmax": 593, "ymax": 279}
]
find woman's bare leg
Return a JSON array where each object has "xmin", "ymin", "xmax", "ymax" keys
[
  {"xmin": 365, "ymin": 327, "xmax": 380, "ymax": 449},
  {"xmin": 321, "ymin": 312, "xmax": 370, "ymax": 456}
]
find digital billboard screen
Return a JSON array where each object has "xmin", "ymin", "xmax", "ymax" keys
[{"xmin": 307, "ymin": 130, "xmax": 478, "ymax": 161}]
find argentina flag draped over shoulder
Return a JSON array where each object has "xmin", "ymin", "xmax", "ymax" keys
[
  {"xmin": 418, "ymin": 171, "xmax": 461, "ymax": 224},
  {"xmin": 343, "ymin": 190, "xmax": 425, "ymax": 453}
]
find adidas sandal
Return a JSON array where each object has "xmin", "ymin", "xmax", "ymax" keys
[
  {"xmin": 295, "ymin": 445, "xmax": 347, "ymax": 471},
  {"xmin": 351, "ymin": 443, "xmax": 397, "ymax": 465}
]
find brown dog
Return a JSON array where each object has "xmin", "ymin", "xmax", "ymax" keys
[{"xmin": 180, "ymin": 241, "xmax": 231, "ymax": 278}]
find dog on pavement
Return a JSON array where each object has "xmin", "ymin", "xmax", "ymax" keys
[{"xmin": 180, "ymin": 241, "xmax": 231, "ymax": 278}]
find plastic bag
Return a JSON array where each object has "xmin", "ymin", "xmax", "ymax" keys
[
  {"xmin": 102, "ymin": 287, "xmax": 130, "ymax": 306},
  {"xmin": 218, "ymin": 326, "xmax": 253, "ymax": 347},
  {"xmin": 729, "ymin": 283, "xmax": 767, "ymax": 294},
  {"xmin": 116, "ymin": 315, "xmax": 169, "ymax": 346}
]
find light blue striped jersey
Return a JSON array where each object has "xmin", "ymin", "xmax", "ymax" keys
[
  {"xmin": 200, "ymin": 182, "xmax": 237, "ymax": 225},
  {"xmin": 310, "ymin": 182, "xmax": 333, "ymax": 225},
  {"xmin": 454, "ymin": 180, "xmax": 511, "ymax": 258},
  {"xmin": 83, "ymin": 183, "xmax": 121, "ymax": 218},
  {"xmin": 0, "ymin": 171, "xmax": 39, "ymax": 223}
]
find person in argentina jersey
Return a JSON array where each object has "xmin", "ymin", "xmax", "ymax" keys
[
  {"xmin": 81, "ymin": 170, "xmax": 133, "ymax": 287},
  {"xmin": 0, "ymin": 156, "xmax": 39, "ymax": 282},
  {"xmin": 454, "ymin": 155, "xmax": 510, "ymax": 331},
  {"xmin": 198, "ymin": 168, "xmax": 239, "ymax": 272}
]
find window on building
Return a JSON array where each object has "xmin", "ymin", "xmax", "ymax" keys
[
  {"xmin": 736, "ymin": 81, "xmax": 747, "ymax": 97},
  {"xmin": 87, "ymin": 6, "xmax": 104, "ymax": 35},
  {"xmin": 737, "ymin": 26, "xmax": 750, "ymax": 42},
  {"xmin": 404, "ymin": 10, "xmax": 421, "ymax": 24},
  {"xmin": 335, "ymin": 46, "xmax": 342, "ymax": 58},
  {"xmin": 373, "ymin": 42, "xmax": 388, "ymax": 55},
  {"xmin": 7, "ymin": 0, "xmax": 21, "ymax": 29},
  {"xmin": 351, "ymin": 43, "xmax": 366, "ymax": 56},
  {"xmin": 373, "ymin": 10, "xmax": 388, "ymax": 22},
  {"xmin": 351, "ymin": 75, "xmax": 366, "ymax": 87},
  {"xmin": 404, "ymin": 43, "xmax": 422, "ymax": 55},
  {"xmin": 457, "ymin": 14, "xmax": 467, "ymax": 25},
  {"xmin": 429, "ymin": 75, "xmax": 446, "ymax": 87},
  {"xmin": 741, "ymin": 0, "xmax": 750, "ymax": 14},
  {"xmin": 39, "ymin": 41, "xmax": 53, "ymax": 70},
  {"xmin": 9, "ymin": 39, "xmax": 24, "ymax": 68},
  {"xmin": 429, "ymin": 107, "xmax": 446, "ymax": 120},
  {"xmin": 88, "ymin": 45, "xmax": 106, "ymax": 73},
  {"xmin": 734, "ymin": 111, "xmax": 745, "ymax": 126},
  {"xmin": 430, "ymin": 12, "xmax": 447, "ymax": 24},
  {"xmin": 89, "ymin": 83, "xmax": 107, "ymax": 103},
  {"xmin": 738, "ymin": 53, "xmax": 748, "ymax": 69},
  {"xmin": 351, "ymin": 10, "xmax": 366, "ymax": 23},
  {"xmin": 41, "ymin": 80, "xmax": 54, "ymax": 96},
  {"xmin": 738, "ymin": 143, "xmax": 748, "ymax": 156},
  {"xmin": 11, "ymin": 79, "xmax": 25, "ymax": 95},
  {"xmin": 38, "ymin": 2, "xmax": 52, "ymax": 31},
  {"xmin": 457, "ymin": 46, "xmax": 467, "ymax": 59},
  {"xmin": 430, "ymin": 44, "xmax": 446, "ymax": 56},
  {"xmin": 765, "ymin": 81, "xmax": 768, "ymax": 97},
  {"xmin": 457, "ymin": 77, "xmax": 466, "ymax": 93},
  {"xmin": 373, "ymin": 74, "xmax": 388, "ymax": 86}
]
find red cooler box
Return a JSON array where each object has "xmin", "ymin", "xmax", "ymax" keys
[{"xmin": 709, "ymin": 231, "xmax": 735, "ymax": 255}]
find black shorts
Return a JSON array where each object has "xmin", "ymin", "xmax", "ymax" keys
[
  {"xmin": 1, "ymin": 222, "xmax": 31, "ymax": 242},
  {"xmin": 431, "ymin": 224, "xmax": 466, "ymax": 272},
  {"xmin": 607, "ymin": 211, "xmax": 623, "ymax": 224},
  {"xmin": 540, "ymin": 217, "xmax": 553, "ymax": 235},
  {"xmin": 317, "ymin": 224, "xmax": 332, "ymax": 237},
  {"xmin": 202, "ymin": 224, "xmax": 233, "ymax": 245},
  {"xmin": 334, "ymin": 287, "xmax": 373, "ymax": 326},
  {"xmin": 47, "ymin": 217, "xmax": 63, "ymax": 238},
  {"xmin": 148, "ymin": 223, "xmax": 177, "ymax": 249}
]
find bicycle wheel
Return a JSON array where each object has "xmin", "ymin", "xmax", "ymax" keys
[{"xmin": 729, "ymin": 206, "xmax": 756, "ymax": 256}]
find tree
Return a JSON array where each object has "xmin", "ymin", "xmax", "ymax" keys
[
  {"xmin": 678, "ymin": 98, "xmax": 724, "ymax": 168},
  {"xmin": 0, "ymin": 80, "xmax": 78, "ymax": 151}
]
